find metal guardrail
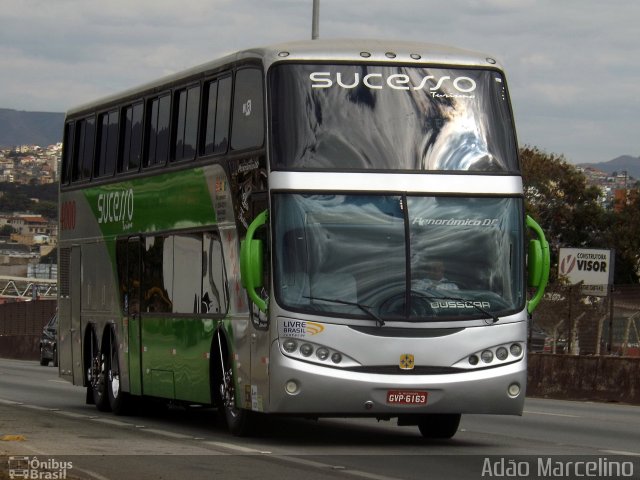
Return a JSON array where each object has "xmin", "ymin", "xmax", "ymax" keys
[{"xmin": 0, "ymin": 275, "xmax": 57, "ymax": 299}]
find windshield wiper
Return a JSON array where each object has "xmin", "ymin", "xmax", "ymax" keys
[
  {"xmin": 303, "ymin": 296, "xmax": 385, "ymax": 327},
  {"xmin": 416, "ymin": 290, "xmax": 500, "ymax": 324}
]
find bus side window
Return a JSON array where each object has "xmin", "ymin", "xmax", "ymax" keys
[
  {"xmin": 202, "ymin": 232, "xmax": 228, "ymax": 314},
  {"xmin": 73, "ymin": 116, "xmax": 96, "ymax": 182},
  {"xmin": 231, "ymin": 68, "xmax": 264, "ymax": 151},
  {"xmin": 201, "ymin": 75, "xmax": 232, "ymax": 156},
  {"xmin": 61, "ymin": 121, "xmax": 75, "ymax": 185},
  {"xmin": 145, "ymin": 93, "xmax": 171, "ymax": 168},
  {"xmin": 95, "ymin": 109, "xmax": 119, "ymax": 178},
  {"xmin": 120, "ymin": 102, "xmax": 143, "ymax": 173},
  {"xmin": 172, "ymin": 85, "xmax": 200, "ymax": 162}
]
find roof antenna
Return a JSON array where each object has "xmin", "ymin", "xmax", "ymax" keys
[{"xmin": 312, "ymin": 0, "xmax": 320, "ymax": 40}]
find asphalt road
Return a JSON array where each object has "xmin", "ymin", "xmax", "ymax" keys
[{"xmin": 1, "ymin": 358, "xmax": 639, "ymax": 480}]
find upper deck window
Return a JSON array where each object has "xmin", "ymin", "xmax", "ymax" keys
[
  {"xmin": 269, "ymin": 64, "xmax": 519, "ymax": 172},
  {"xmin": 201, "ymin": 76, "xmax": 232, "ymax": 156},
  {"xmin": 72, "ymin": 116, "xmax": 96, "ymax": 182},
  {"xmin": 95, "ymin": 109, "xmax": 119, "ymax": 177},
  {"xmin": 145, "ymin": 93, "xmax": 171, "ymax": 168},
  {"xmin": 172, "ymin": 85, "xmax": 200, "ymax": 162}
]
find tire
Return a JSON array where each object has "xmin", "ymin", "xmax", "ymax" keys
[
  {"xmin": 39, "ymin": 347, "xmax": 49, "ymax": 366},
  {"xmin": 107, "ymin": 330, "xmax": 131, "ymax": 415},
  {"xmin": 87, "ymin": 332, "xmax": 110, "ymax": 412},
  {"xmin": 417, "ymin": 414, "xmax": 461, "ymax": 439},
  {"xmin": 216, "ymin": 334, "xmax": 254, "ymax": 436}
]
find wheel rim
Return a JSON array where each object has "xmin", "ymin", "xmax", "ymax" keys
[{"xmin": 109, "ymin": 370, "xmax": 120, "ymax": 399}]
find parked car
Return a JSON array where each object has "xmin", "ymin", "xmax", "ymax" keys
[{"xmin": 39, "ymin": 313, "xmax": 58, "ymax": 367}]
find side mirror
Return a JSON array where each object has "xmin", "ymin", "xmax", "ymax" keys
[
  {"xmin": 240, "ymin": 209, "xmax": 268, "ymax": 313},
  {"xmin": 526, "ymin": 215, "xmax": 550, "ymax": 314}
]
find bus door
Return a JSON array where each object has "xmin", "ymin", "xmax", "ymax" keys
[{"xmin": 249, "ymin": 195, "xmax": 271, "ymax": 410}]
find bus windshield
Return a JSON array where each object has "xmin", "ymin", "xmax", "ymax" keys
[
  {"xmin": 273, "ymin": 194, "xmax": 524, "ymax": 322},
  {"xmin": 269, "ymin": 64, "xmax": 518, "ymax": 172}
]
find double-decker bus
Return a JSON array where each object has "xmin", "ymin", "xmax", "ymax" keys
[{"xmin": 58, "ymin": 39, "xmax": 549, "ymax": 439}]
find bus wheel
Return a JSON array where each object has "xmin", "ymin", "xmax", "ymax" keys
[
  {"xmin": 417, "ymin": 414, "xmax": 461, "ymax": 439},
  {"xmin": 88, "ymin": 334, "xmax": 110, "ymax": 412},
  {"xmin": 220, "ymin": 360, "xmax": 253, "ymax": 436},
  {"xmin": 107, "ymin": 331, "xmax": 130, "ymax": 415}
]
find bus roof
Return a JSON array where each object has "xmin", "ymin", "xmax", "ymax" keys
[{"xmin": 66, "ymin": 38, "xmax": 502, "ymax": 117}]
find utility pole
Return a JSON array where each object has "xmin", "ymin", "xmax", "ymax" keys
[{"xmin": 312, "ymin": 0, "xmax": 320, "ymax": 40}]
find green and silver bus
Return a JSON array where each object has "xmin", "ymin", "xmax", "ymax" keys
[{"xmin": 58, "ymin": 39, "xmax": 550, "ymax": 439}]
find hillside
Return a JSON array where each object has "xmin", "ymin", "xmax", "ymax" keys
[
  {"xmin": 579, "ymin": 155, "xmax": 640, "ymax": 179},
  {"xmin": 0, "ymin": 108, "xmax": 64, "ymax": 147}
]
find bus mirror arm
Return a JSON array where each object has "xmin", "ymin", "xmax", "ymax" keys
[
  {"xmin": 525, "ymin": 215, "xmax": 550, "ymax": 314},
  {"xmin": 240, "ymin": 210, "xmax": 268, "ymax": 313}
]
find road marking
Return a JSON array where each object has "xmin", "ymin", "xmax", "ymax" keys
[
  {"xmin": 205, "ymin": 441, "xmax": 268, "ymax": 454},
  {"xmin": 91, "ymin": 417, "xmax": 134, "ymax": 427},
  {"xmin": 54, "ymin": 411, "xmax": 91, "ymax": 419},
  {"xmin": 270, "ymin": 455, "xmax": 405, "ymax": 480},
  {"xmin": 140, "ymin": 428, "xmax": 193, "ymax": 439},
  {"xmin": 0, "ymin": 398, "xmax": 23, "ymax": 405},
  {"xmin": 600, "ymin": 449, "xmax": 640, "ymax": 457},
  {"xmin": 524, "ymin": 410, "xmax": 580, "ymax": 418},
  {"xmin": 21, "ymin": 404, "xmax": 50, "ymax": 411}
]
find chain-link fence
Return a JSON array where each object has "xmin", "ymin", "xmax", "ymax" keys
[{"xmin": 530, "ymin": 284, "xmax": 640, "ymax": 356}]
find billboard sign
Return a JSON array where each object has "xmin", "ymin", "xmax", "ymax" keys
[{"xmin": 558, "ymin": 248, "xmax": 614, "ymax": 296}]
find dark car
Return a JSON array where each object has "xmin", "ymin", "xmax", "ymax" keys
[
  {"xmin": 528, "ymin": 323, "xmax": 550, "ymax": 352},
  {"xmin": 39, "ymin": 313, "xmax": 58, "ymax": 367}
]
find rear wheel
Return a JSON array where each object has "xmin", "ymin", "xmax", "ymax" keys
[
  {"xmin": 417, "ymin": 414, "xmax": 461, "ymax": 439},
  {"xmin": 107, "ymin": 329, "xmax": 131, "ymax": 415},
  {"xmin": 87, "ymin": 331, "xmax": 110, "ymax": 412}
]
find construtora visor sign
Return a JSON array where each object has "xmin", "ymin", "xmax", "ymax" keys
[{"xmin": 558, "ymin": 248, "xmax": 614, "ymax": 295}]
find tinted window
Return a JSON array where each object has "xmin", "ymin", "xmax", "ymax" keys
[
  {"xmin": 61, "ymin": 122, "xmax": 74, "ymax": 184},
  {"xmin": 173, "ymin": 85, "xmax": 200, "ymax": 162},
  {"xmin": 120, "ymin": 103, "xmax": 143, "ymax": 172},
  {"xmin": 231, "ymin": 68, "xmax": 264, "ymax": 150},
  {"xmin": 146, "ymin": 94, "xmax": 171, "ymax": 167},
  {"xmin": 139, "ymin": 231, "xmax": 227, "ymax": 315},
  {"xmin": 73, "ymin": 117, "xmax": 95, "ymax": 181},
  {"xmin": 96, "ymin": 110, "xmax": 119, "ymax": 177},
  {"xmin": 201, "ymin": 76, "xmax": 232, "ymax": 156}
]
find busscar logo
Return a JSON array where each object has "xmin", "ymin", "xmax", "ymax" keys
[{"xmin": 310, "ymin": 71, "xmax": 477, "ymax": 96}]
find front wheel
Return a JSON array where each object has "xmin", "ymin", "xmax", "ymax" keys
[
  {"xmin": 216, "ymin": 332, "xmax": 254, "ymax": 436},
  {"xmin": 417, "ymin": 414, "xmax": 461, "ymax": 439}
]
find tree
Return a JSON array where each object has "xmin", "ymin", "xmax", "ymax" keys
[{"xmin": 609, "ymin": 192, "xmax": 640, "ymax": 283}]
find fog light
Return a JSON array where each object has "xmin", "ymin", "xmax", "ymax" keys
[
  {"xmin": 481, "ymin": 350, "xmax": 494, "ymax": 363},
  {"xmin": 300, "ymin": 343, "xmax": 313, "ymax": 357},
  {"xmin": 510, "ymin": 343, "xmax": 523, "ymax": 357},
  {"xmin": 508, "ymin": 382, "xmax": 521, "ymax": 397},
  {"xmin": 316, "ymin": 347, "xmax": 329, "ymax": 361},
  {"xmin": 285, "ymin": 380, "xmax": 299, "ymax": 395},
  {"xmin": 468, "ymin": 355, "xmax": 479, "ymax": 365},
  {"xmin": 496, "ymin": 347, "xmax": 508, "ymax": 361},
  {"xmin": 283, "ymin": 339, "xmax": 297, "ymax": 353}
]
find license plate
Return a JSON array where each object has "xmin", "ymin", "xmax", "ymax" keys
[{"xmin": 386, "ymin": 390, "xmax": 428, "ymax": 405}]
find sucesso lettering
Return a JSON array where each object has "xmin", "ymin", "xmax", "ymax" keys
[{"xmin": 310, "ymin": 71, "xmax": 477, "ymax": 93}]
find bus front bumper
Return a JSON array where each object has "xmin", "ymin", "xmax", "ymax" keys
[{"xmin": 267, "ymin": 345, "xmax": 526, "ymax": 416}]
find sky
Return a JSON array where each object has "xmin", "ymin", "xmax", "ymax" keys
[{"xmin": 1, "ymin": 0, "xmax": 638, "ymax": 165}]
